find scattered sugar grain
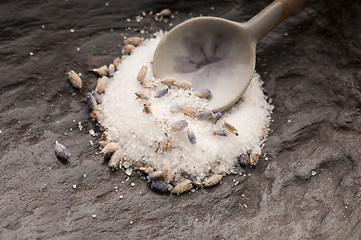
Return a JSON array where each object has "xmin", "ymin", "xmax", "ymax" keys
[
  {"xmin": 125, "ymin": 168, "xmax": 133, "ymax": 176},
  {"xmin": 78, "ymin": 121, "xmax": 83, "ymax": 131},
  {"xmin": 123, "ymin": 161, "xmax": 131, "ymax": 169},
  {"xmin": 99, "ymin": 32, "xmax": 273, "ymax": 182},
  {"xmin": 135, "ymin": 15, "xmax": 143, "ymax": 22},
  {"xmin": 89, "ymin": 129, "xmax": 96, "ymax": 136}
]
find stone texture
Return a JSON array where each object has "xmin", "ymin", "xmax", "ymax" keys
[{"xmin": 1, "ymin": 0, "xmax": 360, "ymax": 239}]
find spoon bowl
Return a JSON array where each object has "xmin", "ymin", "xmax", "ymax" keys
[{"xmin": 153, "ymin": 0, "xmax": 307, "ymax": 112}]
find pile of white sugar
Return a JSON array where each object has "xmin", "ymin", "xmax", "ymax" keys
[{"xmin": 99, "ymin": 32, "xmax": 274, "ymax": 182}]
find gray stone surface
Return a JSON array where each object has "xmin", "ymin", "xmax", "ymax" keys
[{"xmin": 1, "ymin": 0, "xmax": 360, "ymax": 239}]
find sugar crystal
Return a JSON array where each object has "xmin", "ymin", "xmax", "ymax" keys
[{"xmin": 125, "ymin": 168, "xmax": 133, "ymax": 176}]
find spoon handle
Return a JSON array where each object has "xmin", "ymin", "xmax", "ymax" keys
[
  {"xmin": 275, "ymin": 0, "xmax": 308, "ymax": 21},
  {"xmin": 246, "ymin": 0, "xmax": 308, "ymax": 42}
]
